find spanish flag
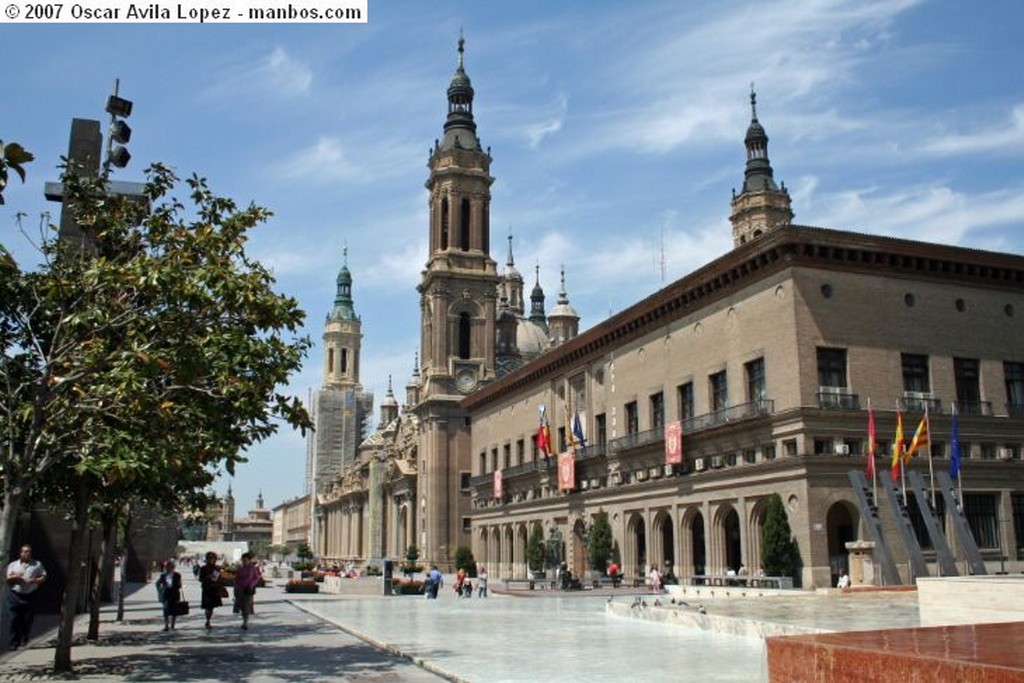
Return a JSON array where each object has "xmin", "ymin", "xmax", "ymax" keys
[
  {"xmin": 890, "ymin": 409, "xmax": 905, "ymax": 482},
  {"xmin": 866, "ymin": 399, "xmax": 876, "ymax": 481},
  {"xmin": 905, "ymin": 409, "xmax": 930, "ymax": 461}
]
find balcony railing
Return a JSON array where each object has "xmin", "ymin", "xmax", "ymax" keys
[
  {"xmin": 679, "ymin": 399, "xmax": 774, "ymax": 434},
  {"xmin": 902, "ymin": 394, "xmax": 943, "ymax": 414},
  {"xmin": 608, "ymin": 427, "xmax": 663, "ymax": 453},
  {"xmin": 577, "ymin": 442, "xmax": 607, "ymax": 460},
  {"xmin": 817, "ymin": 389, "xmax": 860, "ymax": 410},
  {"xmin": 503, "ymin": 460, "xmax": 540, "ymax": 478},
  {"xmin": 955, "ymin": 400, "xmax": 993, "ymax": 417}
]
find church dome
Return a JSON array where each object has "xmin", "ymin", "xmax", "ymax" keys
[{"xmin": 516, "ymin": 318, "xmax": 550, "ymax": 358}]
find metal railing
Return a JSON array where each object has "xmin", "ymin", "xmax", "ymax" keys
[
  {"xmin": 902, "ymin": 395, "xmax": 943, "ymax": 414},
  {"xmin": 955, "ymin": 400, "xmax": 993, "ymax": 417},
  {"xmin": 817, "ymin": 389, "xmax": 860, "ymax": 410}
]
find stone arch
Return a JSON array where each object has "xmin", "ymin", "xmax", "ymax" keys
[
  {"xmin": 625, "ymin": 512, "xmax": 647, "ymax": 579},
  {"xmin": 572, "ymin": 517, "xmax": 589, "ymax": 578},
  {"xmin": 650, "ymin": 509, "xmax": 674, "ymax": 575},
  {"xmin": 746, "ymin": 497, "xmax": 772, "ymax": 573},
  {"xmin": 678, "ymin": 507, "xmax": 706, "ymax": 575},
  {"xmin": 516, "ymin": 523, "xmax": 529, "ymax": 580},
  {"xmin": 503, "ymin": 525, "xmax": 515, "ymax": 580},
  {"xmin": 712, "ymin": 504, "xmax": 742, "ymax": 574},
  {"xmin": 826, "ymin": 499, "xmax": 859, "ymax": 586}
]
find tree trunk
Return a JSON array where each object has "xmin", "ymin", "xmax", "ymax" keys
[
  {"xmin": 87, "ymin": 509, "xmax": 116, "ymax": 640},
  {"xmin": 0, "ymin": 487, "xmax": 25, "ymax": 654},
  {"xmin": 116, "ymin": 508, "xmax": 131, "ymax": 622},
  {"xmin": 53, "ymin": 481, "xmax": 91, "ymax": 673}
]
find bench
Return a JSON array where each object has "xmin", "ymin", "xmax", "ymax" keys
[
  {"xmin": 591, "ymin": 576, "xmax": 622, "ymax": 589},
  {"xmin": 501, "ymin": 578, "xmax": 552, "ymax": 591}
]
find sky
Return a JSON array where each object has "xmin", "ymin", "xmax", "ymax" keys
[{"xmin": 5, "ymin": 0, "xmax": 1024, "ymax": 513}]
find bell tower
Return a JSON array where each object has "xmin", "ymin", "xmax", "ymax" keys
[
  {"xmin": 730, "ymin": 88, "xmax": 793, "ymax": 247},
  {"xmin": 413, "ymin": 36, "xmax": 498, "ymax": 568}
]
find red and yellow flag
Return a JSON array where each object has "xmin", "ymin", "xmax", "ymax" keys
[
  {"xmin": 866, "ymin": 400, "xmax": 876, "ymax": 480},
  {"xmin": 890, "ymin": 410, "xmax": 905, "ymax": 482},
  {"xmin": 905, "ymin": 411, "xmax": 930, "ymax": 461}
]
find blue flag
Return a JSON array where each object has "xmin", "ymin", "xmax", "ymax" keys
[
  {"xmin": 949, "ymin": 405, "xmax": 961, "ymax": 479},
  {"xmin": 572, "ymin": 410, "xmax": 587, "ymax": 449}
]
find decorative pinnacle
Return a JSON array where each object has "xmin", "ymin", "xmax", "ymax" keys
[
  {"xmin": 750, "ymin": 83, "xmax": 758, "ymax": 121},
  {"xmin": 507, "ymin": 228, "xmax": 515, "ymax": 267},
  {"xmin": 457, "ymin": 31, "xmax": 465, "ymax": 70}
]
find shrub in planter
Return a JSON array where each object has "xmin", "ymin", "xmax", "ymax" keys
[{"xmin": 284, "ymin": 579, "xmax": 319, "ymax": 594}]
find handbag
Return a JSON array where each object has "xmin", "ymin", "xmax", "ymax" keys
[
  {"xmin": 218, "ymin": 585, "xmax": 229, "ymax": 599},
  {"xmin": 172, "ymin": 600, "xmax": 190, "ymax": 616}
]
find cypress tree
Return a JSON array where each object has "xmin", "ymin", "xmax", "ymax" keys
[{"xmin": 761, "ymin": 493, "xmax": 801, "ymax": 581}]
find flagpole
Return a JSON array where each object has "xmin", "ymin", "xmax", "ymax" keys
[
  {"xmin": 898, "ymin": 401, "xmax": 908, "ymax": 507},
  {"xmin": 924, "ymin": 405, "xmax": 935, "ymax": 510},
  {"xmin": 868, "ymin": 397, "xmax": 877, "ymax": 503}
]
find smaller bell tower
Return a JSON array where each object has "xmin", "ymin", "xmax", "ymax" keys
[{"xmin": 730, "ymin": 88, "xmax": 793, "ymax": 247}]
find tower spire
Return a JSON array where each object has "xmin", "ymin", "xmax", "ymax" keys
[{"xmin": 729, "ymin": 88, "xmax": 793, "ymax": 248}]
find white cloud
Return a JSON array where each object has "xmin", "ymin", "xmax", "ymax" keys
[
  {"xmin": 280, "ymin": 137, "xmax": 358, "ymax": 181},
  {"xmin": 808, "ymin": 183, "xmax": 1024, "ymax": 245},
  {"xmin": 203, "ymin": 46, "xmax": 313, "ymax": 103},
  {"xmin": 922, "ymin": 104, "xmax": 1024, "ymax": 156}
]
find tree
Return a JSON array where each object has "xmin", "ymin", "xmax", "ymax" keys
[
  {"xmin": 761, "ymin": 493, "xmax": 801, "ymax": 582},
  {"xmin": 1, "ymin": 163, "xmax": 311, "ymax": 672},
  {"xmin": 587, "ymin": 509, "xmax": 613, "ymax": 571},
  {"xmin": 454, "ymin": 545, "xmax": 476, "ymax": 577},
  {"xmin": 526, "ymin": 523, "xmax": 545, "ymax": 574},
  {"xmin": 0, "ymin": 139, "xmax": 34, "ymax": 205}
]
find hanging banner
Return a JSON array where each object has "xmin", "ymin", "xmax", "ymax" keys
[
  {"xmin": 557, "ymin": 451, "xmax": 575, "ymax": 491},
  {"xmin": 665, "ymin": 420, "xmax": 683, "ymax": 465},
  {"xmin": 493, "ymin": 469, "xmax": 503, "ymax": 499}
]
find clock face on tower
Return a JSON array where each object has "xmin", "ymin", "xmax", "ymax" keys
[{"xmin": 455, "ymin": 367, "xmax": 477, "ymax": 393}]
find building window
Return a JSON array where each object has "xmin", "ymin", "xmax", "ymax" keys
[
  {"xmin": 341, "ymin": 348, "xmax": 349, "ymax": 374},
  {"xmin": 955, "ymin": 357, "xmax": 981, "ymax": 411},
  {"xmin": 595, "ymin": 413, "xmax": 607, "ymax": 446},
  {"xmin": 558, "ymin": 426, "xmax": 567, "ymax": 452},
  {"xmin": 650, "ymin": 392, "xmax": 664, "ymax": 431},
  {"xmin": 460, "ymin": 198, "xmax": 471, "ymax": 251},
  {"xmin": 503, "ymin": 443, "xmax": 511, "ymax": 469},
  {"xmin": 784, "ymin": 439, "xmax": 797, "ymax": 457},
  {"xmin": 963, "ymin": 493, "xmax": 999, "ymax": 549},
  {"xmin": 817, "ymin": 347, "xmax": 847, "ymax": 388},
  {"xmin": 462, "ymin": 517, "xmax": 472, "ymax": 533},
  {"xmin": 677, "ymin": 382, "xmax": 694, "ymax": 421},
  {"xmin": 490, "ymin": 448, "xmax": 498, "ymax": 472},
  {"xmin": 458, "ymin": 313, "xmax": 472, "ymax": 359},
  {"xmin": 478, "ymin": 452, "xmax": 486, "ymax": 474},
  {"xmin": 763, "ymin": 444, "xmax": 776, "ymax": 460},
  {"xmin": 743, "ymin": 449, "xmax": 756, "ymax": 464},
  {"xmin": 460, "ymin": 471, "xmax": 471, "ymax": 491},
  {"xmin": 814, "ymin": 439, "xmax": 833, "ymax": 455},
  {"xmin": 902, "ymin": 353, "xmax": 930, "ymax": 393},
  {"xmin": 440, "ymin": 197, "xmax": 449, "ymax": 250},
  {"xmin": 1012, "ymin": 493, "xmax": 1024, "ymax": 558},
  {"xmin": 746, "ymin": 357, "xmax": 766, "ymax": 404},
  {"xmin": 709, "ymin": 371, "xmax": 728, "ymax": 413},
  {"xmin": 516, "ymin": 439, "xmax": 525, "ymax": 465},
  {"xmin": 625, "ymin": 401, "xmax": 639, "ymax": 435},
  {"xmin": 981, "ymin": 443, "xmax": 996, "ymax": 460},
  {"xmin": 1005, "ymin": 362, "xmax": 1024, "ymax": 416}
]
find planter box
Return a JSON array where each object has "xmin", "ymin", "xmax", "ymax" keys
[{"xmin": 284, "ymin": 581, "xmax": 319, "ymax": 594}]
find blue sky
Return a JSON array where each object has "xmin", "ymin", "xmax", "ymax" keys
[{"xmin": 5, "ymin": 0, "xmax": 1024, "ymax": 513}]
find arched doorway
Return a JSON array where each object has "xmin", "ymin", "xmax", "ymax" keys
[
  {"xmin": 626, "ymin": 513, "xmax": 646, "ymax": 578},
  {"xmin": 651, "ymin": 510, "xmax": 674, "ymax": 575},
  {"xmin": 572, "ymin": 518, "xmax": 589, "ymax": 578},
  {"xmin": 691, "ymin": 511, "xmax": 706, "ymax": 575},
  {"xmin": 721, "ymin": 507, "xmax": 741, "ymax": 572},
  {"xmin": 826, "ymin": 501, "xmax": 858, "ymax": 586}
]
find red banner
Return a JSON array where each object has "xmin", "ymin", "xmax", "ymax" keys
[
  {"xmin": 493, "ymin": 469, "xmax": 503, "ymax": 499},
  {"xmin": 557, "ymin": 451, "xmax": 575, "ymax": 491},
  {"xmin": 664, "ymin": 421, "xmax": 683, "ymax": 465}
]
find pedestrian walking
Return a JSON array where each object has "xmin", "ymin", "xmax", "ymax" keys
[
  {"xmin": 233, "ymin": 552, "xmax": 262, "ymax": 630},
  {"xmin": 6, "ymin": 545, "xmax": 46, "ymax": 650},
  {"xmin": 158, "ymin": 560, "xmax": 184, "ymax": 631},
  {"xmin": 199, "ymin": 551, "xmax": 225, "ymax": 629}
]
